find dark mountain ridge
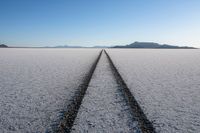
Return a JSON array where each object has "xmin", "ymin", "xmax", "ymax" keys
[
  {"xmin": 113, "ymin": 42, "xmax": 196, "ymax": 49},
  {"xmin": 0, "ymin": 44, "xmax": 8, "ymax": 48}
]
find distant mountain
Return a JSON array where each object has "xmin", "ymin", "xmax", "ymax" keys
[
  {"xmin": 93, "ymin": 45, "xmax": 110, "ymax": 48},
  {"xmin": 45, "ymin": 45, "xmax": 83, "ymax": 48},
  {"xmin": 46, "ymin": 45, "xmax": 110, "ymax": 48},
  {"xmin": 113, "ymin": 42, "xmax": 196, "ymax": 49},
  {"xmin": 0, "ymin": 44, "xmax": 8, "ymax": 48}
]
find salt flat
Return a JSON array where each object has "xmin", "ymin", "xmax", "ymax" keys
[
  {"xmin": 1, "ymin": 48, "xmax": 199, "ymax": 133},
  {"xmin": 107, "ymin": 49, "xmax": 200, "ymax": 133},
  {"xmin": 0, "ymin": 48, "xmax": 100, "ymax": 132}
]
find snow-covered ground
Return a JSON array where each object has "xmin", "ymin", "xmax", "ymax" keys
[
  {"xmin": 0, "ymin": 48, "xmax": 100, "ymax": 132},
  {"xmin": 107, "ymin": 49, "xmax": 200, "ymax": 133}
]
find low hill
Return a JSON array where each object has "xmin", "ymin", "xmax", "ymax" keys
[
  {"xmin": 113, "ymin": 42, "xmax": 196, "ymax": 49},
  {"xmin": 0, "ymin": 44, "xmax": 8, "ymax": 48},
  {"xmin": 45, "ymin": 45, "xmax": 83, "ymax": 48}
]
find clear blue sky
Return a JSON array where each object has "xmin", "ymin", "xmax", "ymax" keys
[{"xmin": 1, "ymin": 0, "xmax": 200, "ymax": 47}]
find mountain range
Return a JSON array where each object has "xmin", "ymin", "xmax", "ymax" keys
[
  {"xmin": 1, "ymin": 42, "xmax": 197, "ymax": 49},
  {"xmin": 113, "ymin": 42, "xmax": 196, "ymax": 49}
]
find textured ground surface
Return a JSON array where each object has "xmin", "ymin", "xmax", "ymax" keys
[
  {"xmin": 0, "ymin": 48, "xmax": 100, "ymax": 132},
  {"xmin": 1, "ymin": 48, "xmax": 199, "ymax": 133},
  {"xmin": 107, "ymin": 49, "xmax": 200, "ymax": 133},
  {"xmin": 72, "ymin": 51, "xmax": 141, "ymax": 133}
]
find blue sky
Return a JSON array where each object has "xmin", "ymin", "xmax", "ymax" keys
[{"xmin": 0, "ymin": 0, "xmax": 200, "ymax": 47}]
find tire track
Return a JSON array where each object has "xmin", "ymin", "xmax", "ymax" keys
[
  {"xmin": 55, "ymin": 49, "xmax": 155, "ymax": 133},
  {"xmin": 71, "ymin": 50, "xmax": 141, "ymax": 132},
  {"xmin": 55, "ymin": 50, "xmax": 103, "ymax": 133},
  {"xmin": 104, "ymin": 49, "xmax": 156, "ymax": 133}
]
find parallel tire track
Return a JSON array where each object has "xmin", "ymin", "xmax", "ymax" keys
[
  {"xmin": 56, "ymin": 49, "xmax": 155, "ymax": 133},
  {"xmin": 71, "ymin": 50, "xmax": 140, "ymax": 132},
  {"xmin": 56, "ymin": 50, "xmax": 103, "ymax": 133},
  {"xmin": 104, "ymin": 49, "xmax": 156, "ymax": 133}
]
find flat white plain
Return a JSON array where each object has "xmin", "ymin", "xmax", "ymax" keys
[
  {"xmin": 1, "ymin": 48, "xmax": 200, "ymax": 133},
  {"xmin": 0, "ymin": 48, "xmax": 100, "ymax": 132},
  {"xmin": 107, "ymin": 49, "xmax": 200, "ymax": 133}
]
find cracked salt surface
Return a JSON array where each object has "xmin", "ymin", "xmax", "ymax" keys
[
  {"xmin": 107, "ymin": 49, "xmax": 200, "ymax": 133},
  {"xmin": 72, "ymin": 51, "xmax": 141, "ymax": 133},
  {"xmin": 0, "ymin": 48, "xmax": 100, "ymax": 132}
]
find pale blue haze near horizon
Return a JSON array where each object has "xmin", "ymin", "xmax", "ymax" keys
[{"xmin": 0, "ymin": 0, "xmax": 200, "ymax": 47}]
